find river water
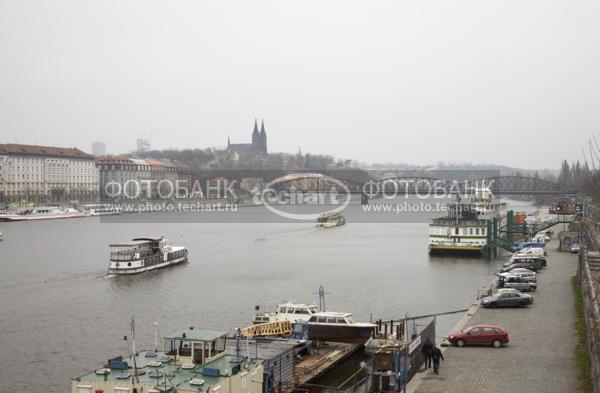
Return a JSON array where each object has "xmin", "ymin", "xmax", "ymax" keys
[{"xmin": 0, "ymin": 199, "xmax": 535, "ymax": 393}]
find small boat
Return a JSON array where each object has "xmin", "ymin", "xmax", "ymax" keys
[
  {"xmin": 83, "ymin": 203, "xmax": 122, "ymax": 216},
  {"xmin": 254, "ymin": 302, "xmax": 375, "ymax": 344},
  {"xmin": 0, "ymin": 206, "xmax": 86, "ymax": 222},
  {"xmin": 316, "ymin": 212, "xmax": 346, "ymax": 228},
  {"xmin": 107, "ymin": 236, "xmax": 188, "ymax": 275}
]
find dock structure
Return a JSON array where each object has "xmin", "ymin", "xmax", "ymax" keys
[{"xmin": 291, "ymin": 342, "xmax": 363, "ymax": 390}]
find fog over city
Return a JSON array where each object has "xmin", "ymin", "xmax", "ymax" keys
[{"xmin": 1, "ymin": 0, "xmax": 598, "ymax": 168}]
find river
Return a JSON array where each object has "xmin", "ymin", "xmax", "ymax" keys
[{"xmin": 0, "ymin": 198, "xmax": 536, "ymax": 393}]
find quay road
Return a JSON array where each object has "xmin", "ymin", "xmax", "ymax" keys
[{"xmin": 410, "ymin": 238, "xmax": 581, "ymax": 393}]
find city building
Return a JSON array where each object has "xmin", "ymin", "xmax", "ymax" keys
[
  {"xmin": 91, "ymin": 141, "xmax": 106, "ymax": 156},
  {"xmin": 0, "ymin": 143, "xmax": 98, "ymax": 202},
  {"xmin": 227, "ymin": 119, "xmax": 268, "ymax": 156},
  {"xmin": 96, "ymin": 156, "xmax": 138, "ymax": 200},
  {"xmin": 96, "ymin": 157, "xmax": 191, "ymax": 200}
]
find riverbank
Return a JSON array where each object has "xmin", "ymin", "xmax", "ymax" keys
[{"xmin": 410, "ymin": 238, "xmax": 581, "ymax": 393}]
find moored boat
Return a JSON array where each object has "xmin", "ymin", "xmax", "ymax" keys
[
  {"xmin": 0, "ymin": 206, "xmax": 85, "ymax": 222},
  {"xmin": 428, "ymin": 188, "xmax": 506, "ymax": 255},
  {"xmin": 83, "ymin": 203, "xmax": 122, "ymax": 216},
  {"xmin": 108, "ymin": 236, "xmax": 188, "ymax": 275},
  {"xmin": 254, "ymin": 301, "xmax": 375, "ymax": 344}
]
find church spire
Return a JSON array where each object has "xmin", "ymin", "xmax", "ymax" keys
[
  {"xmin": 259, "ymin": 119, "xmax": 267, "ymax": 154},
  {"xmin": 252, "ymin": 118, "xmax": 260, "ymax": 148}
]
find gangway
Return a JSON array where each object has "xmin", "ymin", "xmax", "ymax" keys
[{"xmin": 240, "ymin": 320, "xmax": 292, "ymax": 337}]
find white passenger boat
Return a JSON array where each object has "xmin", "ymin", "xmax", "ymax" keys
[
  {"xmin": 108, "ymin": 236, "xmax": 188, "ymax": 275},
  {"xmin": 316, "ymin": 212, "xmax": 346, "ymax": 228},
  {"xmin": 428, "ymin": 187, "xmax": 506, "ymax": 255},
  {"xmin": 254, "ymin": 301, "xmax": 375, "ymax": 343},
  {"xmin": 0, "ymin": 206, "xmax": 86, "ymax": 222},
  {"xmin": 83, "ymin": 203, "xmax": 122, "ymax": 216}
]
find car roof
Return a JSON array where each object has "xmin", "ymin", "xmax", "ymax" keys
[{"xmin": 464, "ymin": 325, "xmax": 505, "ymax": 330}]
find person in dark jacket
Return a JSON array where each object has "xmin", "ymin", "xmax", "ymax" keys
[
  {"xmin": 431, "ymin": 346, "xmax": 444, "ymax": 374},
  {"xmin": 421, "ymin": 338, "xmax": 433, "ymax": 370}
]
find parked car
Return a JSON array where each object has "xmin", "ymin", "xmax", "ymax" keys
[
  {"xmin": 515, "ymin": 241, "xmax": 545, "ymax": 251},
  {"xmin": 570, "ymin": 242, "xmax": 580, "ymax": 254},
  {"xmin": 499, "ymin": 269, "xmax": 537, "ymax": 283},
  {"xmin": 533, "ymin": 234, "xmax": 550, "ymax": 243},
  {"xmin": 510, "ymin": 247, "xmax": 545, "ymax": 261},
  {"xmin": 497, "ymin": 274, "xmax": 537, "ymax": 292},
  {"xmin": 481, "ymin": 290, "xmax": 533, "ymax": 308},
  {"xmin": 501, "ymin": 258, "xmax": 545, "ymax": 272},
  {"xmin": 448, "ymin": 325, "xmax": 509, "ymax": 348}
]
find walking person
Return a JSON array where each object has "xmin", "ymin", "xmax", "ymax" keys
[
  {"xmin": 431, "ymin": 346, "xmax": 444, "ymax": 375},
  {"xmin": 421, "ymin": 338, "xmax": 433, "ymax": 370}
]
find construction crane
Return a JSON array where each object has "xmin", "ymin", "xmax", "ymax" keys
[{"xmin": 239, "ymin": 320, "xmax": 292, "ymax": 337}]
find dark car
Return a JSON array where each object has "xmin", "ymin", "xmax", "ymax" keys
[
  {"xmin": 480, "ymin": 290, "xmax": 533, "ymax": 308},
  {"xmin": 501, "ymin": 258, "xmax": 545, "ymax": 273},
  {"xmin": 448, "ymin": 325, "xmax": 509, "ymax": 348}
]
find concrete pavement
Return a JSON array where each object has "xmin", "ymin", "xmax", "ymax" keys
[{"xmin": 410, "ymin": 239, "xmax": 581, "ymax": 393}]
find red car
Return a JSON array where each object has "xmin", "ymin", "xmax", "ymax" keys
[{"xmin": 448, "ymin": 325, "xmax": 509, "ymax": 348}]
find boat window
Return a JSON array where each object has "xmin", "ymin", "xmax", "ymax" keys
[
  {"xmin": 455, "ymin": 228, "xmax": 459, "ymax": 235},
  {"xmin": 278, "ymin": 307, "xmax": 287, "ymax": 313},
  {"xmin": 295, "ymin": 308, "xmax": 309, "ymax": 314},
  {"xmin": 336, "ymin": 318, "xmax": 346, "ymax": 324},
  {"xmin": 326, "ymin": 317, "xmax": 336, "ymax": 323},
  {"xmin": 317, "ymin": 317, "xmax": 326, "ymax": 323},
  {"xmin": 308, "ymin": 306, "xmax": 318, "ymax": 313},
  {"xmin": 309, "ymin": 316, "xmax": 318, "ymax": 322},
  {"xmin": 346, "ymin": 317, "xmax": 354, "ymax": 324}
]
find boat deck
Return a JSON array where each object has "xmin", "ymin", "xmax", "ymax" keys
[{"xmin": 294, "ymin": 342, "xmax": 361, "ymax": 386}]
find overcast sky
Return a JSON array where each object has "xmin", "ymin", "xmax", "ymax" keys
[{"xmin": 1, "ymin": 1, "xmax": 598, "ymax": 168}]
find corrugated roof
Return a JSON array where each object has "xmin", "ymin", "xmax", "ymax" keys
[
  {"xmin": 165, "ymin": 330, "xmax": 228, "ymax": 342},
  {"xmin": 0, "ymin": 143, "xmax": 93, "ymax": 159}
]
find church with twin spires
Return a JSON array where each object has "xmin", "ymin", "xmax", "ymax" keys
[{"xmin": 227, "ymin": 119, "xmax": 268, "ymax": 156}]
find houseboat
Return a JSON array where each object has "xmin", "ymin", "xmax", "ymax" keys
[
  {"xmin": 316, "ymin": 212, "xmax": 346, "ymax": 228},
  {"xmin": 107, "ymin": 236, "xmax": 188, "ymax": 275},
  {"xmin": 254, "ymin": 302, "xmax": 375, "ymax": 344},
  {"xmin": 71, "ymin": 329, "xmax": 264, "ymax": 393},
  {"xmin": 428, "ymin": 188, "xmax": 506, "ymax": 255},
  {"xmin": 0, "ymin": 206, "xmax": 86, "ymax": 222}
]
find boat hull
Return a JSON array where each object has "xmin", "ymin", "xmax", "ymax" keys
[
  {"xmin": 107, "ymin": 256, "xmax": 188, "ymax": 275},
  {"xmin": 429, "ymin": 244, "xmax": 485, "ymax": 255},
  {"xmin": 307, "ymin": 324, "xmax": 375, "ymax": 344},
  {"xmin": 0, "ymin": 213, "xmax": 85, "ymax": 222}
]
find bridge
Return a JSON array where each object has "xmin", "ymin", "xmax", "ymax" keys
[{"xmin": 266, "ymin": 173, "xmax": 576, "ymax": 197}]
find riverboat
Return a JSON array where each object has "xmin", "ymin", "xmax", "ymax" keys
[
  {"xmin": 107, "ymin": 236, "xmax": 188, "ymax": 275},
  {"xmin": 83, "ymin": 203, "xmax": 122, "ymax": 216},
  {"xmin": 254, "ymin": 302, "xmax": 375, "ymax": 344},
  {"xmin": 428, "ymin": 188, "xmax": 506, "ymax": 255},
  {"xmin": 316, "ymin": 212, "xmax": 346, "ymax": 228},
  {"xmin": 0, "ymin": 206, "xmax": 86, "ymax": 222}
]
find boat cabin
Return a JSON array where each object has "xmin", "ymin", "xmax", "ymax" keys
[
  {"xmin": 163, "ymin": 330, "xmax": 228, "ymax": 365},
  {"xmin": 308, "ymin": 313, "xmax": 355, "ymax": 325},
  {"xmin": 109, "ymin": 238, "xmax": 164, "ymax": 262}
]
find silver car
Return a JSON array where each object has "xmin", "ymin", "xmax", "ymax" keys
[
  {"xmin": 499, "ymin": 269, "xmax": 537, "ymax": 283},
  {"xmin": 497, "ymin": 274, "xmax": 537, "ymax": 292}
]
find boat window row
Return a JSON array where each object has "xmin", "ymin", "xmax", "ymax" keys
[
  {"xmin": 168, "ymin": 250, "xmax": 187, "ymax": 259},
  {"xmin": 430, "ymin": 226, "xmax": 486, "ymax": 236},
  {"xmin": 278, "ymin": 306, "xmax": 317, "ymax": 314},
  {"xmin": 309, "ymin": 316, "xmax": 350, "ymax": 324}
]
